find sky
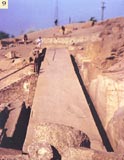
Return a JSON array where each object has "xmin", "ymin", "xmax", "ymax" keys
[{"xmin": 0, "ymin": 0, "xmax": 124, "ymax": 36}]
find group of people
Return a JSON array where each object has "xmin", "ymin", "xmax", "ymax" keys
[
  {"xmin": 23, "ymin": 24, "xmax": 64, "ymax": 76},
  {"xmin": 33, "ymin": 37, "xmax": 43, "ymax": 74},
  {"xmin": 54, "ymin": 19, "xmax": 66, "ymax": 35},
  {"xmin": 23, "ymin": 33, "xmax": 43, "ymax": 75}
]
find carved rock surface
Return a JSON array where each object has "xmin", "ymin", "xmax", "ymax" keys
[
  {"xmin": 107, "ymin": 107, "xmax": 124, "ymax": 153},
  {"xmin": 62, "ymin": 147, "xmax": 94, "ymax": 160},
  {"xmin": 33, "ymin": 123, "xmax": 89, "ymax": 154},
  {"xmin": 62, "ymin": 147, "xmax": 124, "ymax": 160}
]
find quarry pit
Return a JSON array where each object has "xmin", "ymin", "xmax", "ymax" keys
[{"xmin": 0, "ymin": 17, "xmax": 124, "ymax": 160}]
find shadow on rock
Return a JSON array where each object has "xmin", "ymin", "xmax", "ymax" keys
[
  {"xmin": 1, "ymin": 101, "xmax": 31, "ymax": 150},
  {"xmin": 51, "ymin": 145, "xmax": 61, "ymax": 160}
]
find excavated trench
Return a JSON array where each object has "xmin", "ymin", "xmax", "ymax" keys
[
  {"xmin": 0, "ymin": 74, "xmax": 37, "ymax": 151},
  {"xmin": 0, "ymin": 48, "xmax": 46, "ymax": 153},
  {"xmin": 0, "ymin": 52, "xmax": 114, "ymax": 155},
  {"xmin": 0, "ymin": 102, "xmax": 31, "ymax": 150},
  {"xmin": 70, "ymin": 54, "xmax": 114, "ymax": 152}
]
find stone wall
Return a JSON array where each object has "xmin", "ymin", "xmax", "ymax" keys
[
  {"xmin": 0, "ymin": 74, "xmax": 37, "ymax": 107},
  {"xmin": 75, "ymin": 47, "xmax": 124, "ymax": 153},
  {"xmin": 43, "ymin": 34, "xmax": 100, "ymax": 46},
  {"xmin": 88, "ymin": 75, "xmax": 124, "ymax": 153}
]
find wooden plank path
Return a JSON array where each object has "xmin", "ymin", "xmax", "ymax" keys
[{"xmin": 23, "ymin": 48, "xmax": 104, "ymax": 152}]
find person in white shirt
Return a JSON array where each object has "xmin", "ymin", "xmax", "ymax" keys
[{"xmin": 35, "ymin": 37, "xmax": 42, "ymax": 48}]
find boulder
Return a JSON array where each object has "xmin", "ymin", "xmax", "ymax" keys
[
  {"xmin": 12, "ymin": 58, "xmax": 28, "ymax": 68},
  {"xmin": 33, "ymin": 123, "xmax": 90, "ymax": 154},
  {"xmin": 28, "ymin": 142, "xmax": 53, "ymax": 160},
  {"xmin": 5, "ymin": 51, "xmax": 16, "ymax": 59},
  {"xmin": 112, "ymin": 26, "xmax": 120, "ymax": 34}
]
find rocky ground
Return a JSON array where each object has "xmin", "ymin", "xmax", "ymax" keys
[{"xmin": 0, "ymin": 17, "xmax": 124, "ymax": 159}]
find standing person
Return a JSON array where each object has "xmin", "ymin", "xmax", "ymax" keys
[
  {"xmin": 36, "ymin": 37, "xmax": 42, "ymax": 49},
  {"xmin": 34, "ymin": 50, "xmax": 40, "ymax": 74},
  {"xmin": 54, "ymin": 19, "xmax": 58, "ymax": 26},
  {"xmin": 24, "ymin": 34, "xmax": 28, "ymax": 44},
  {"xmin": 61, "ymin": 26, "xmax": 65, "ymax": 35}
]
